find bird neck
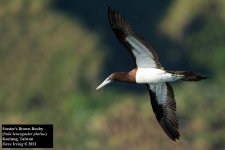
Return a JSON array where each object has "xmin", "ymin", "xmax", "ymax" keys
[{"xmin": 109, "ymin": 69, "xmax": 137, "ymax": 83}]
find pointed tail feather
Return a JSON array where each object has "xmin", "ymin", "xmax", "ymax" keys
[{"xmin": 172, "ymin": 71, "xmax": 208, "ymax": 81}]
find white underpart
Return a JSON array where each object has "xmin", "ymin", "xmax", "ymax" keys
[
  {"xmin": 149, "ymin": 84, "xmax": 167, "ymax": 104},
  {"xmin": 126, "ymin": 36, "xmax": 156, "ymax": 68},
  {"xmin": 136, "ymin": 68, "xmax": 182, "ymax": 84}
]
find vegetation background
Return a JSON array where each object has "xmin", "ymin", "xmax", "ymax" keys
[{"xmin": 0, "ymin": 0, "xmax": 225, "ymax": 149}]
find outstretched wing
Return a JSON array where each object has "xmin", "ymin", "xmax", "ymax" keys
[
  {"xmin": 108, "ymin": 7, "xmax": 162, "ymax": 69},
  {"xmin": 146, "ymin": 83, "xmax": 180, "ymax": 141}
]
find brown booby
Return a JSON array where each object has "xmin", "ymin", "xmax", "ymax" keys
[{"xmin": 96, "ymin": 7, "xmax": 207, "ymax": 141}]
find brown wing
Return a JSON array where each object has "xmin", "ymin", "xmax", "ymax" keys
[
  {"xmin": 108, "ymin": 7, "xmax": 162, "ymax": 69},
  {"xmin": 146, "ymin": 83, "xmax": 180, "ymax": 141}
]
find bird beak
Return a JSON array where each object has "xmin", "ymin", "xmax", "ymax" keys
[{"xmin": 96, "ymin": 78, "xmax": 112, "ymax": 90}]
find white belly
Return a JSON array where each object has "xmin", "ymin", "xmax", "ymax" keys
[{"xmin": 136, "ymin": 68, "xmax": 181, "ymax": 83}]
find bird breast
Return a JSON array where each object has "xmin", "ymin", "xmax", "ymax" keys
[{"xmin": 136, "ymin": 68, "xmax": 179, "ymax": 83}]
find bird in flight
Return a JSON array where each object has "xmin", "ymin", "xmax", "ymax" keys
[{"xmin": 96, "ymin": 7, "xmax": 207, "ymax": 141}]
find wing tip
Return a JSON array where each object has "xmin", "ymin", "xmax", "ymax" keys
[
  {"xmin": 108, "ymin": 6, "xmax": 114, "ymax": 17},
  {"xmin": 160, "ymin": 118, "xmax": 180, "ymax": 141},
  {"xmin": 107, "ymin": 6, "xmax": 117, "ymax": 27},
  {"xmin": 107, "ymin": 7, "xmax": 133, "ymax": 34}
]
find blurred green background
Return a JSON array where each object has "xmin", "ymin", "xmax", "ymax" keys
[{"xmin": 0, "ymin": 0, "xmax": 225, "ymax": 149}]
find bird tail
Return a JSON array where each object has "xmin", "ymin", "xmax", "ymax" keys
[{"xmin": 171, "ymin": 71, "xmax": 208, "ymax": 81}]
